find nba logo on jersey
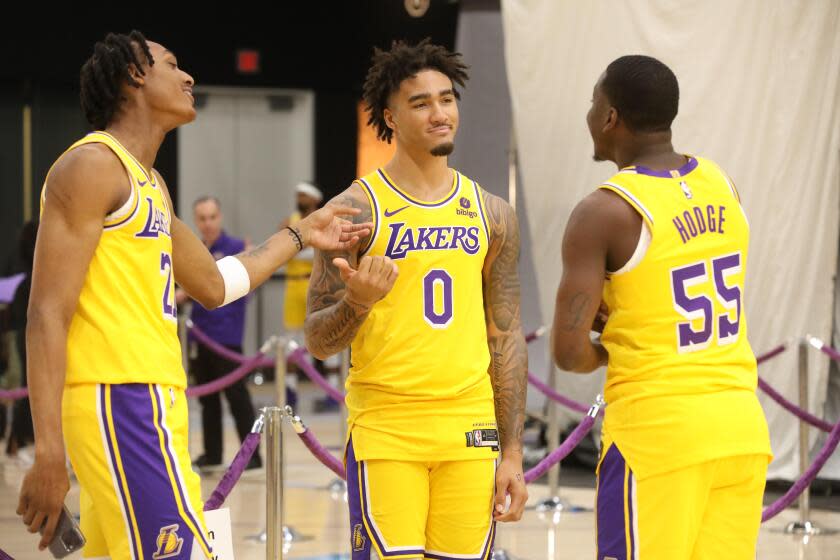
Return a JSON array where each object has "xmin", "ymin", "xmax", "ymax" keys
[
  {"xmin": 352, "ymin": 523, "xmax": 367, "ymax": 551},
  {"xmin": 152, "ymin": 524, "xmax": 184, "ymax": 559}
]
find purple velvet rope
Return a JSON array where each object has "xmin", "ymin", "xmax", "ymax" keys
[
  {"xmin": 752, "ymin": 343, "xmax": 833, "ymax": 433},
  {"xmin": 189, "ymin": 323, "xmax": 274, "ymax": 368},
  {"xmin": 527, "ymin": 372, "xmax": 595, "ymax": 415},
  {"xmin": 524, "ymin": 414, "xmax": 596, "ymax": 483},
  {"xmin": 0, "ymin": 547, "xmax": 12, "ymax": 560},
  {"xmin": 0, "ymin": 386, "xmax": 30, "ymax": 400},
  {"xmin": 819, "ymin": 342, "xmax": 840, "ymax": 364},
  {"xmin": 756, "ymin": 344, "xmax": 787, "ymax": 365},
  {"xmin": 297, "ymin": 427, "xmax": 347, "ymax": 479},
  {"xmin": 757, "ymin": 377, "xmax": 833, "ymax": 433},
  {"xmin": 762, "ymin": 416, "xmax": 840, "ymax": 521},
  {"xmin": 203, "ymin": 431, "xmax": 262, "ymax": 511},
  {"xmin": 185, "ymin": 353, "xmax": 266, "ymax": 398},
  {"xmin": 289, "ymin": 349, "xmax": 347, "ymax": 403}
]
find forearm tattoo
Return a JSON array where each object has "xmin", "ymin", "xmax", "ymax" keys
[
  {"xmin": 482, "ymin": 192, "xmax": 528, "ymax": 454},
  {"xmin": 304, "ymin": 188, "xmax": 373, "ymax": 357}
]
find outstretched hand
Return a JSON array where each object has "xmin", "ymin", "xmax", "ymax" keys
[{"xmin": 299, "ymin": 205, "xmax": 372, "ymax": 251}]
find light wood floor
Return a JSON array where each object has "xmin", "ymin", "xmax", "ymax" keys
[{"xmin": 2, "ymin": 384, "xmax": 839, "ymax": 559}]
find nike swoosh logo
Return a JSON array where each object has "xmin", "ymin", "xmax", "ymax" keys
[
  {"xmin": 384, "ymin": 206, "xmax": 409, "ymax": 218},
  {"xmin": 138, "ymin": 180, "xmax": 147, "ymax": 186}
]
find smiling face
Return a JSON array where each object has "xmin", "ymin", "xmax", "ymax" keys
[
  {"xmin": 127, "ymin": 41, "xmax": 197, "ymax": 128},
  {"xmin": 383, "ymin": 69, "xmax": 459, "ymax": 157}
]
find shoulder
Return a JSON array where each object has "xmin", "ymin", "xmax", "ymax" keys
[
  {"xmin": 326, "ymin": 182, "xmax": 373, "ymax": 218},
  {"xmin": 565, "ymin": 189, "xmax": 640, "ymax": 245},
  {"xmin": 46, "ymin": 143, "xmax": 127, "ymax": 213},
  {"xmin": 477, "ymin": 188, "xmax": 517, "ymax": 241}
]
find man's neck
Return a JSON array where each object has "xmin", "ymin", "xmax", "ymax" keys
[
  {"xmin": 614, "ymin": 131, "xmax": 685, "ymax": 171},
  {"xmin": 204, "ymin": 231, "xmax": 222, "ymax": 248},
  {"xmin": 106, "ymin": 110, "xmax": 168, "ymax": 173},
  {"xmin": 383, "ymin": 147, "xmax": 452, "ymax": 201}
]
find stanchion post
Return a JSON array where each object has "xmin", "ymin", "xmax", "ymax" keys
[
  {"xmin": 275, "ymin": 337, "xmax": 287, "ymax": 409},
  {"xmin": 798, "ymin": 340, "xmax": 811, "ymax": 525},
  {"xmin": 264, "ymin": 406, "xmax": 284, "ymax": 560},
  {"xmin": 785, "ymin": 337, "xmax": 821, "ymax": 536}
]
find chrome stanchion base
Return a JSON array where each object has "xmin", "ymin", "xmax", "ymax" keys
[
  {"xmin": 246, "ymin": 526, "xmax": 314, "ymax": 546},
  {"xmin": 491, "ymin": 549, "xmax": 520, "ymax": 560},
  {"xmin": 532, "ymin": 496, "xmax": 591, "ymax": 514},
  {"xmin": 783, "ymin": 521, "xmax": 839, "ymax": 535},
  {"xmin": 327, "ymin": 478, "xmax": 347, "ymax": 493}
]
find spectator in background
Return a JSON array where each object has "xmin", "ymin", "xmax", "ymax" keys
[
  {"xmin": 179, "ymin": 196, "xmax": 261, "ymax": 471},
  {"xmin": 6, "ymin": 220, "xmax": 38, "ymax": 459},
  {"xmin": 280, "ymin": 183, "xmax": 342, "ymax": 411}
]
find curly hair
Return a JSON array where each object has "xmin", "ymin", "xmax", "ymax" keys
[
  {"xmin": 362, "ymin": 38, "xmax": 469, "ymax": 143},
  {"xmin": 80, "ymin": 30, "xmax": 154, "ymax": 130}
]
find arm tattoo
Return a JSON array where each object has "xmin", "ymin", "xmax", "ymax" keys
[
  {"xmin": 482, "ymin": 192, "xmax": 528, "ymax": 455},
  {"xmin": 304, "ymin": 187, "xmax": 374, "ymax": 358},
  {"xmin": 564, "ymin": 292, "xmax": 591, "ymax": 331}
]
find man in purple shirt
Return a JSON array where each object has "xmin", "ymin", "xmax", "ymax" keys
[{"xmin": 184, "ymin": 196, "xmax": 260, "ymax": 471}]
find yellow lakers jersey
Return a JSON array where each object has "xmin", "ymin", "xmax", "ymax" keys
[
  {"xmin": 40, "ymin": 132, "xmax": 185, "ymax": 387},
  {"xmin": 284, "ymin": 211, "xmax": 314, "ymax": 329},
  {"xmin": 599, "ymin": 156, "xmax": 771, "ymax": 479},
  {"xmin": 347, "ymin": 168, "xmax": 497, "ymax": 461}
]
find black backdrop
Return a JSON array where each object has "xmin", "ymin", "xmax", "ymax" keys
[{"xmin": 0, "ymin": 1, "xmax": 459, "ymax": 268}]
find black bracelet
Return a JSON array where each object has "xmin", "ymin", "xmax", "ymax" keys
[{"xmin": 285, "ymin": 226, "xmax": 304, "ymax": 251}]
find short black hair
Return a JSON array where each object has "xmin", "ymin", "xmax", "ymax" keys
[
  {"xmin": 362, "ymin": 38, "xmax": 469, "ymax": 143},
  {"xmin": 601, "ymin": 55, "xmax": 679, "ymax": 132},
  {"xmin": 80, "ymin": 31, "xmax": 154, "ymax": 131}
]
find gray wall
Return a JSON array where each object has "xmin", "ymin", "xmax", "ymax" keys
[{"xmin": 177, "ymin": 88, "xmax": 315, "ymax": 354}]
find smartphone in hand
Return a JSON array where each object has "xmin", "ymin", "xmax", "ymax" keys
[{"xmin": 40, "ymin": 505, "xmax": 86, "ymax": 558}]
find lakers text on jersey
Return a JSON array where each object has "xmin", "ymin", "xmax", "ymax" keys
[
  {"xmin": 598, "ymin": 156, "xmax": 772, "ymax": 480},
  {"xmin": 347, "ymin": 168, "xmax": 497, "ymax": 462}
]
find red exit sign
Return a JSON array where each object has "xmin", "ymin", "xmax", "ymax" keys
[{"xmin": 237, "ymin": 50, "xmax": 260, "ymax": 74}]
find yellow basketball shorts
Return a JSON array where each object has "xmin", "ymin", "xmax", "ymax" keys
[
  {"xmin": 595, "ymin": 436, "xmax": 769, "ymax": 560},
  {"xmin": 63, "ymin": 383, "xmax": 212, "ymax": 560},
  {"xmin": 346, "ymin": 436, "xmax": 496, "ymax": 560}
]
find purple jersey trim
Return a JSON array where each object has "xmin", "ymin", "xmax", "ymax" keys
[
  {"xmin": 378, "ymin": 168, "xmax": 461, "ymax": 208},
  {"xmin": 358, "ymin": 178, "xmax": 380, "ymax": 257},
  {"xmin": 631, "ymin": 156, "xmax": 698, "ymax": 178},
  {"xmin": 472, "ymin": 179, "xmax": 491, "ymax": 244},
  {"xmin": 91, "ymin": 131, "xmax": 158, "ymax": 187}
]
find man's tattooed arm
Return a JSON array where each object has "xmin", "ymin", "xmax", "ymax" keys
[
  {"xmin": 482, "ymin": 192, "xmax": 528, "ymax": 457},
  {"xmin": 551, "ymin": 191, "xmax": 618, "ymax": 373},
  {"xmin": 304, "ymin": 184, "xmax": 373, "ymax": 360}
]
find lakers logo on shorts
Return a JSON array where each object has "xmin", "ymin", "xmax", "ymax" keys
[
  {"xmin": 352, "ymin": 523, "xmax": 367, "ymax": 551},
  {"xmin": 152, "ymin": 524, "xmax": 184, "ymax": 559}
]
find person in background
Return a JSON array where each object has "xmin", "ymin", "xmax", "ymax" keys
[
  {"xmin": 280, "ymin": 182, "xmax": 342, "ymax": 411},
  {"xmin": 181, "ymin": 196, "xmax": 261, "ymax": 471},
  {"xmin": 6, "ymin": 221, "xmax": 38, "ymax": 460}
]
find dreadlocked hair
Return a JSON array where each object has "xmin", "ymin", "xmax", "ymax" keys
[
  {"xmin": 362, "ymin": 38, "xmax": 469, "ymax": 143},
  {"xmin": 80, "ymin": 30, "xmax": 154, "ymax": 130}
]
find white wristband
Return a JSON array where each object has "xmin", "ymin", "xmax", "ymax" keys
[{"xmin": 217, "ymin": 256, "xmax": 251, "ymax": 306}]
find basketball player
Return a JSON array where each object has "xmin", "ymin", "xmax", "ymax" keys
[
  {"xmin": 305, "ymin": 40, "xmax": 528, "ymax": 560},
  {"xmin": 17, "ymin": 31, "xmax": 369, "ymax": 558},
  {"xmin": 551, "ymin": 55, "xmax": 772, "ymax": 558}
]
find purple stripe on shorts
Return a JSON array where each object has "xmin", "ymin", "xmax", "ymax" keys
[
  {"xmin": 347, "ymin": 437, "xmax": 425, "ymax": 558},
  {"xmin": 346, "ymin": 437, "xmax": 374, "ymax": 560},
  {"xmin": 100, "ymin": 385, "xmax": 141, "ymax": 560},
  {"xmin": 627, "ymin": 470, "xmax": 635, "ymax": 558},
  {"xmin": 597, "ymin": 444, "xmax": 628, "ymax": 560},
  {"xmin": 108, "ymin": 384, "xmax": 208, "ymax": 558},
  {"xmin": 150, "ymin": 386, "xmax": 213, "ymax": 554}
]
